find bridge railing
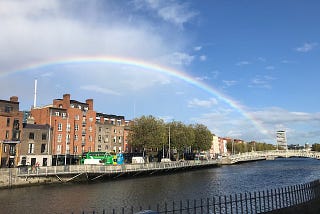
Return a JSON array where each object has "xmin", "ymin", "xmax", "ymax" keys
[
  {"xmin": 228, "ymin": 150, "xmax": 320, "ymax": 162},
  {"xmin": 16, "ymin": 159, "xmax": 218, "ymax": 176}
]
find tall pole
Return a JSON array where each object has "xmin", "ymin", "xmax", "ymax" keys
[
  {"xmin": 168, "ymin": 125, "xmax": 171, "ymax": 159},
  {"xmin": 33, "ymin": 79, "xmax": 37, "ymax": 108}
]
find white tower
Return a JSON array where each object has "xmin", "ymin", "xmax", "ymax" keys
[{"xmin": 276, "ymin": 130, "xmax": 287, "ymax": 150}]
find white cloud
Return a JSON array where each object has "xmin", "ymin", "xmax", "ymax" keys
[
  {"xmin": 295, "ymin": 42, "xmax": 318, "ymax": 52},
  {"xmin": 188, "ymin": 98, "xmax": 218, "ymax": 108},
  {"xmin": 194, "ymin": 46, "xmax": 202, "ymax": 51},
  {"xmin": 249, "ymin": 75, "xmax": 274, "ymax": 89},
  {"xmin": 195, "ymin": 76, "xmax": 210, "ymax": 81},
  {"xmin": 236, "ymin": 61, "xmax": 251, "ymax": 66},
  {"xmin": 265, "ymin": 66, "xmax": 275, "ymax": 70},
  {"xmin": 199, "ymin": 55, "xmax": 207, "ymax": 61},
  {"xmin": 168, "ymin": 52, "xmax": 195, "ymax": 65},
  {"xmin": 133, "ymin": 0, "xmax": 198, "ymax": 27},
  {"xmin": 80, "ymin": 85, "xmax": 121, "ymax": 96},
  {"xmin": 222, "ymin": 80, "xmax": 237, "ymax": 87}
]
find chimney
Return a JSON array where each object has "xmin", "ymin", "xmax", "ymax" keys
[
  {"xmin": 86, "ymin": 99, "xmax": 93, "ymax": 110},
  {"xmin": 63, "ymin": 94, "xmax": 71, "ymax": 108},
  {"xmin": 10, "ymin": 96, "xmax": 18, "ymax": 102}
]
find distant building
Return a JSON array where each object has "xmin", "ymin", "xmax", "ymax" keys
[
  {"xmin": 276, "ymin": 130, "xmax": 287, "ymax": 150},
  {"xmin": 0, "ymin": 96, "xmax": 23, "ymax": 167},
  {"xmin": 209, "ymin": 134, "xmax": 219, "ymax": 159}
]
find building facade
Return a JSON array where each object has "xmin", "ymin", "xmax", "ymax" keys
[
  {"xmin": 31, "ymin": 94, "xmax": 96, "ymax": 165},
  {"xmin": 0, "ymin": 96, "xmax": 23, "ymax": 167},
  {"xmin": 95, "ymin": 113, "xmax": 126, "ymax": 153},
  {"xmin": 19, "ymin": 119, "xmax": 52, "ymax": 166}
]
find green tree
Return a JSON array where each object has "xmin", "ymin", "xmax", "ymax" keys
[
  {"xmin": 192, "ymin": 124, "xmax": 212, "ymax": 151},
  {"xmin": 128, "ymin": 115, "xmax": 166, "ymax": 150},
  {"xmin": 312, "ymin": 143, "xmax": 320, "ymax": 152},
  {"xmin": 168, "ymin": 121, "xmax": 195, "ymax": 160}
]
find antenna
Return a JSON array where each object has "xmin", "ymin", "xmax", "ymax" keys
[{"xmin": 33, "ymin": 79, "xmax": 37, "ymax": 108}]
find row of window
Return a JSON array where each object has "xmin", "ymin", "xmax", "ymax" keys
[
  {"xmin": 27, "ymin": 143, "xmax": 47, "ymax": 154},
  {"xmin": 57, "ymin": 123, "xmax": 94, "ymax": 132},
  {"xmin": 55, "ymin": 145, "xmax": 90, "ymax": 154},
  {"xmin": 29, "ymin": 132, "xmax": 47, "ymax": 140},
  {"xmin": 98, "ymin": 127, "xmax": 122, "ymax": 134},
  {"xmin": 97, "ymin": 135, "xmax": 122, "ymax": 143}
]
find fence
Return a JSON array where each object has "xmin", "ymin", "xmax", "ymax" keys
[{"xmin": 80, "ymin": 179, "xmax": 320, "ymax": 214}]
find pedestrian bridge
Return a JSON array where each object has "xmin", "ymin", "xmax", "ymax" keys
[{"xmin": 224, "ymin": 150, "xmax": 320, "ymax": 164}]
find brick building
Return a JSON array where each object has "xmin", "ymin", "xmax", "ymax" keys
[
  {"xmin": 31, "ymin": 94, "xmax": 96, "ymax": 165},
  {"xmin": 0, "ymin": 96, "xmax": 23, "ymax": 167}
]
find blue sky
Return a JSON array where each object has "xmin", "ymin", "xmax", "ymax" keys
[{"xmin": 0, "ymin": 0, "xmax": 320, "ymax": 145}]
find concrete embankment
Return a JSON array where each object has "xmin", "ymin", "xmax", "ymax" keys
[
  {"xmin": 0, "ymin": 168, "xmax": 64, "ymax": 189},
  {"xmin": 0, "ymin": 160, "xmax": 220, "ymax": 188}
]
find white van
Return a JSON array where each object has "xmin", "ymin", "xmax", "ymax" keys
[{"xmin": 132, "ymin": 157, "xmax": 145, "ymax": 164}]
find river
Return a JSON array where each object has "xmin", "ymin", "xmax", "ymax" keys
[{"xmin": 1, "ymin": 158, "xmax": 320, "ymax": 213}]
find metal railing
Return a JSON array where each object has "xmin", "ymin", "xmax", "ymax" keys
[
  {"xmin": 79, "ymin": 179, "xmax": 320, "ymax": 214},
  {"xmin": 16, "ymin": 160, "xmax": 219, "ymax": 177}
]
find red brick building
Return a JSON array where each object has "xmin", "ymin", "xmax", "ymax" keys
[
  {"xmin": 31, "ymin": 94, "xmax": 96, "ymax": 165},
  {"xmin": 0, "ymin": 96, "xmax": 23, "ymax": 167}
]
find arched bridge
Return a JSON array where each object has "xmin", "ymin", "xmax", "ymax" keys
[{"xmin": 223, "ymin": 150, "xmax": 320, "ymax": 164}]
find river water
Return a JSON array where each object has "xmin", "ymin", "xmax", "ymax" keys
[{"xmin": 1, "ymin": 158, "xmax": 320, "ymax": 213}]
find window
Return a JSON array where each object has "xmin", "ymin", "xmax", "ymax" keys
[
  {"xmin": 113, "ymin": 136, "xmax": 116, "ymax": 143},
  {"xmin": 6, "ymin": 118, "xmax": 10, "ymax": 127},
  {"xmin": 3, "ymin": 145, "xmax": 6, "ymax": 153},
  {"xmin": 66, "ymin": 134, "xmax": 70, "ymax": 143},
  {"xmin": 58, "ymin": 123, "xmax": 62, "ymax": 131},
  {"xmin": 117, "ymin": 120, "xmax": 121, "ymax": 126},
  {"xmin": 99, "ymin": 127, "xmax": 102, "ymax": 132},
  {"xmin": 66, "ymin": 145, "xmax": 70, "ymax": 154},
  {"xmin": 74, "ymin": 134, "xmax": 78, "ymax": 141},
  {"xmin": 62, "ymin": 113, "xmax": 67, "ymax": 119},
  {"xmin": 5, "ymin": 105, "xmax": 13, "ymax": 113},
  {"xmin": 75, "ymin": 115, "xmax": 80, "ymax": 120},
  {"xmin": 97, "ymin": 145, "xmax": 101, "ymax": 151},
  {"xmin": 98, "ymin": 135, "xmax": 101, "ymax": 142},
  {"xmin": 74, "ymin": 146, "xmax": 78, "ymax": 153},
  {"xmin": 55, "ymin": 111, "xmax": 60, "ymax": 116},
  {"xmin": 104, "ymin": 137, "xmax": 109, "ymax": 143},
  {"xmin": 57, "ymin": 145, "xmax": 61, "ymax": 154},
  {"xmin": 41, "ymin": 144, "xmax": 46, "ymax": 153},
  {"xmin": 29, "ymin": 132, "xmax": 35, "ymax": 140},
  {"xmin": 28, "ymin": 143, "xmax": 34, "ymax": 154},
  {"xmin": 89, "ymin": 135, "xmax": 92, "ymax": 142},
  {"xmin": 57, "ymin": 134, "xmax": 62, "ymax": 143},
  {"xmin": 13, "ymin": 119, "xmax": 19, "ymax": 129},
  {"xmin": 5, "ymin": 131, "xmax": 9, "ymax": 139},
  {"xmin": 114, "ymin": 129, "xmax": 117, "ymax": 133},
  {"xmin": 75, "ymin": 124, "xmax": 79, "ymax": 131},
  {"xmin": 66, "ymin": 123, "xmax": 71, "ymax": 132},
  {"xmin": 42, "ymin": 133, "xmax": 47, "ymax": 140},
  {"xmin": 118, "ymin": 136, "xmax": 122, "ymax": 143}
]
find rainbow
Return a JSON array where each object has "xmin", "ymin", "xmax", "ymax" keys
[{"xmin": 1, "ymin": 55, "xmax": 268, "ymax": 135}]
